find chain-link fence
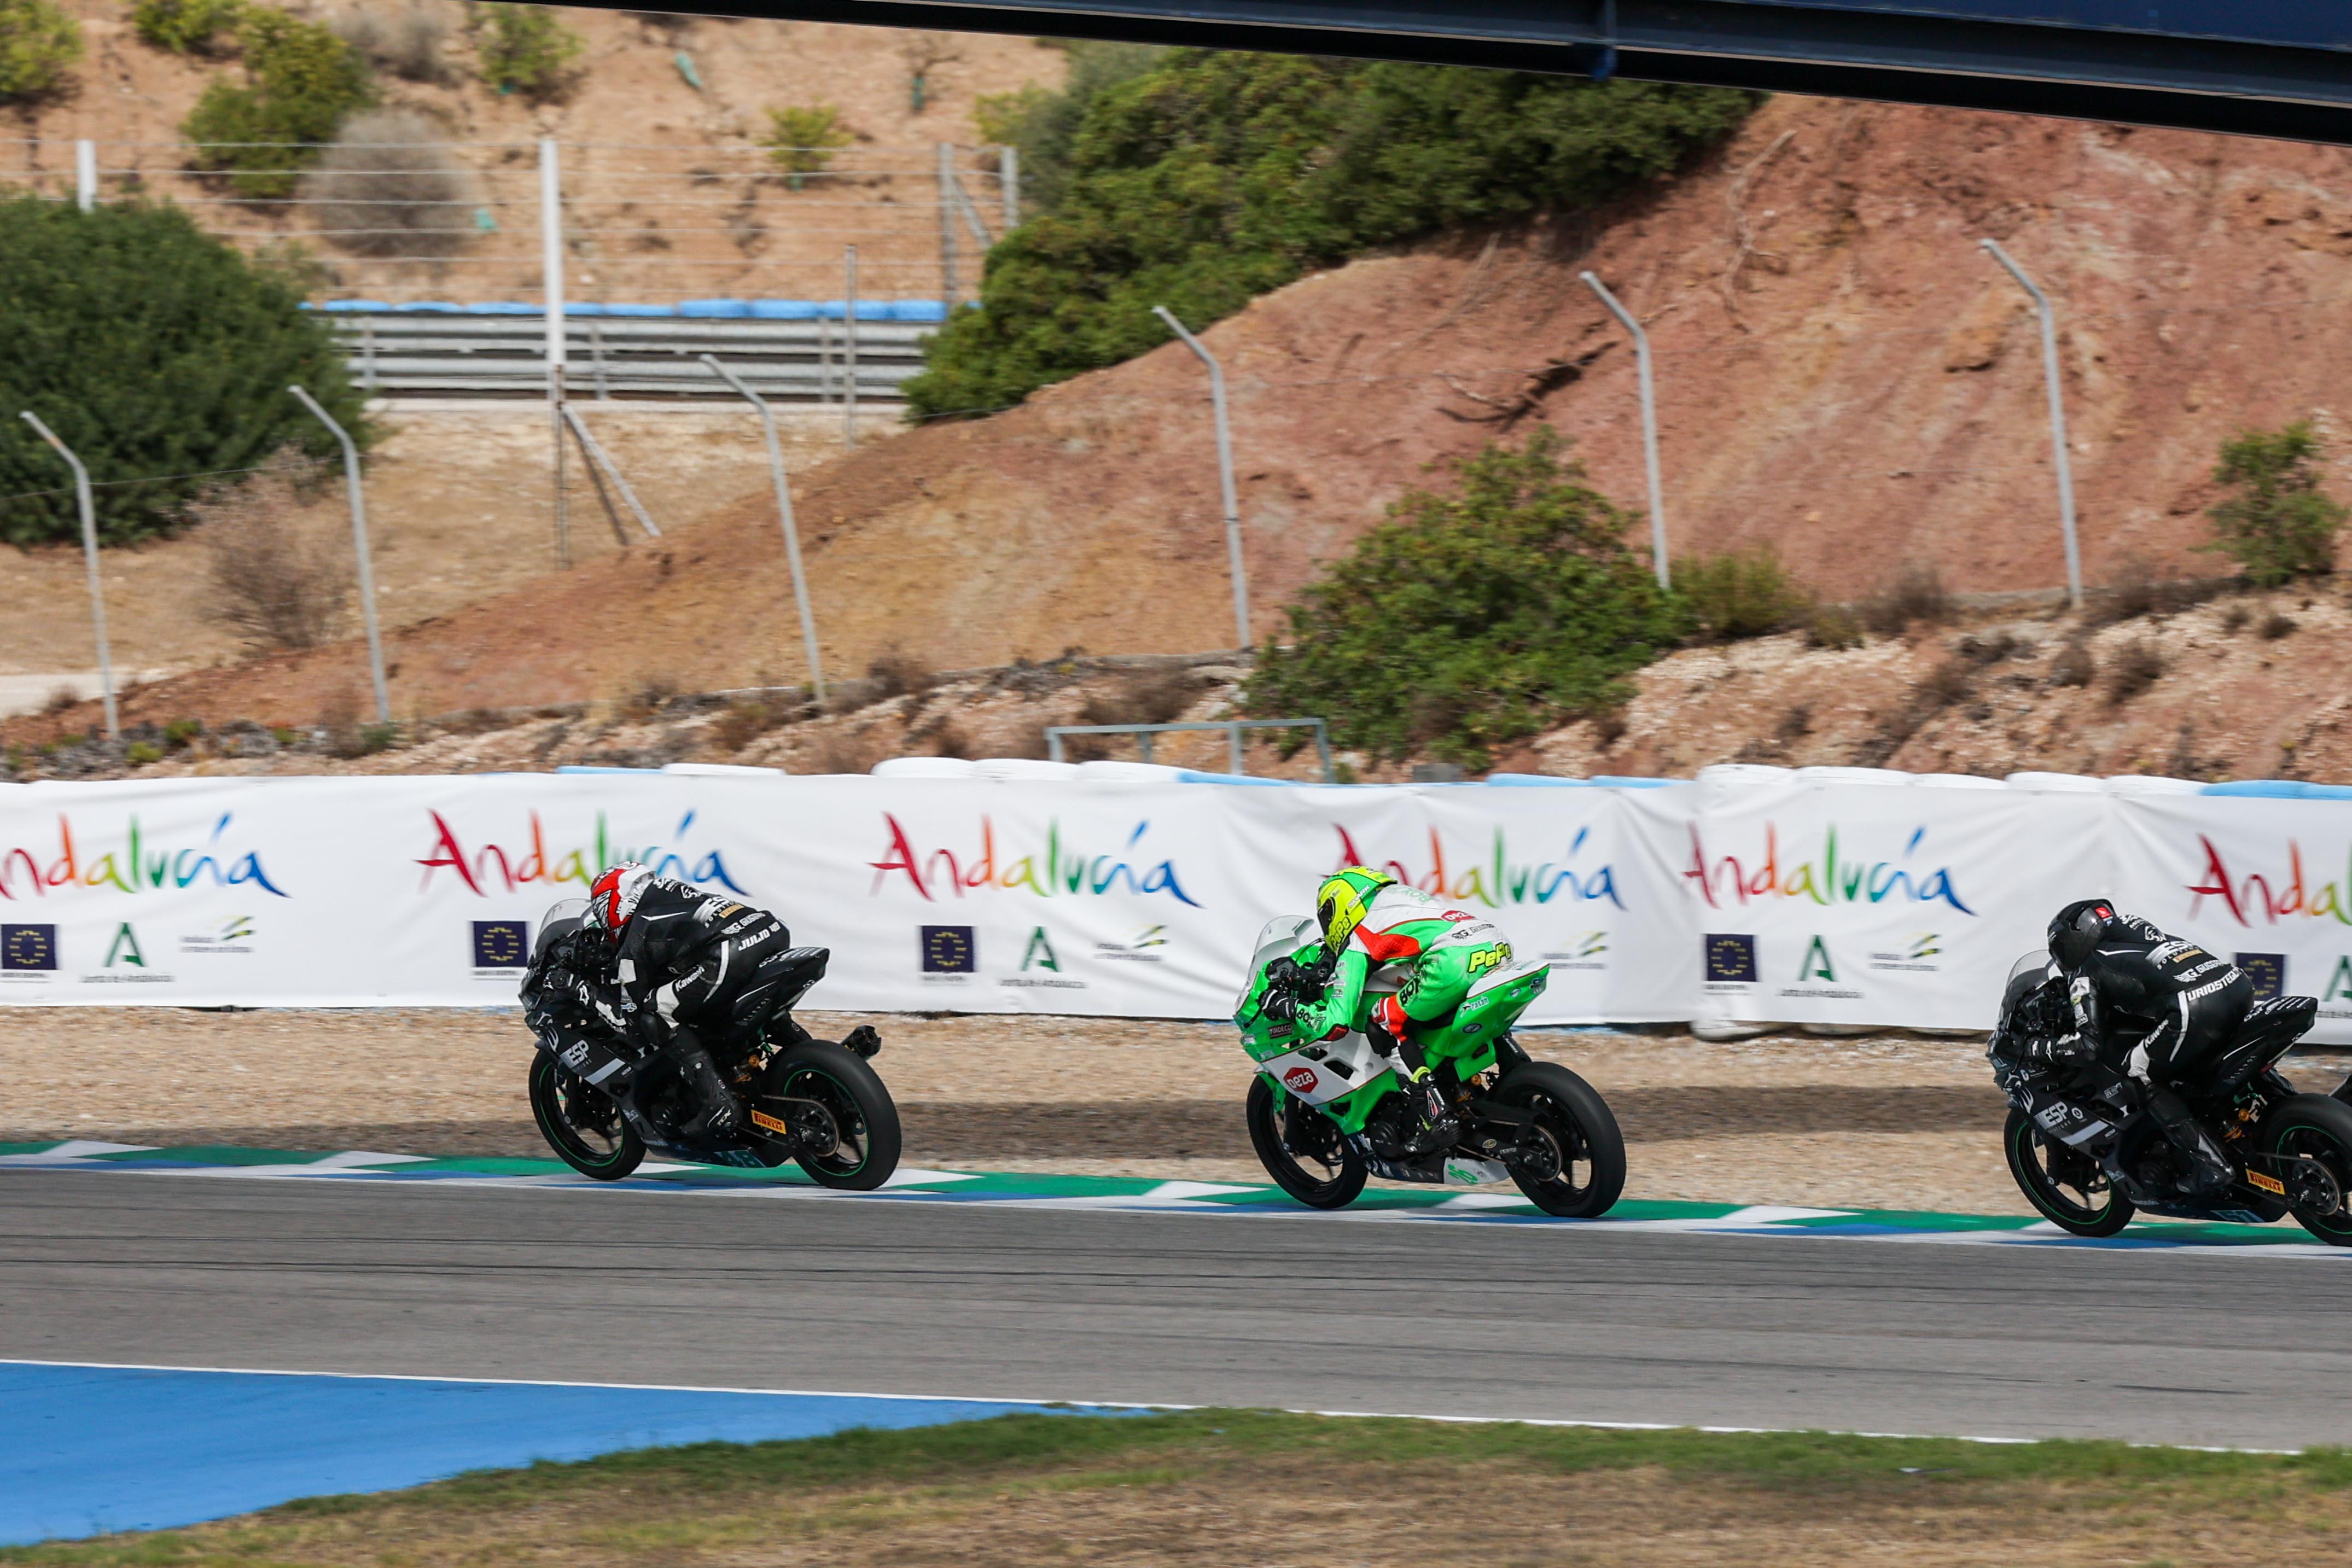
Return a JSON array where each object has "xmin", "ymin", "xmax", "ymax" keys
[{"xmin": 0, "ymin": 135, "xmax": 1014, "ymax": 403}]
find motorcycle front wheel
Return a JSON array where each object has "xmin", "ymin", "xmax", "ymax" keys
[
  {"xmin": 766, "ymin": 1040, "xmax": 902, "ymax": 1191},
  {"xmin": 1493, "ymin": 1060, "xmax": 1626, "ymax": 1219},
  {"xmin": 2003, "ymin": 1107, "xmax": 2132, "ymax": 1237},
  {"xmin": 2261, "ymin": 1094, "xmax": 2352, "ymax": 1246},
  {"xmin": 529, "ymin": 1052, "xmax": 646, "ymax": 1180},
  {"xmin": 1246, "ymin": 1076, "xmax": 1367, "ymax": 1209}
]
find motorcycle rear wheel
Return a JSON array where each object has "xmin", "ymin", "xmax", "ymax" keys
[
  {"xmin": 1246, "ymin": 1076, "xmax": 1367, "ymax": 1209},
  {"xmin": 2261, "ymin": 1094, "xmax": 2352, "ymax": 1246},
  {"xmin": 1493, "ymin": 1061, "xmax": 1625, "ymax": 1219},
  {"xmin": 529, "ymin": 1052, "xmax": 646, "ymax": 1181},
  {"xmin": 2003, "ymin": 1107, "xmax": 2132, "ymax": 1237},
  {"xmin": 767, "ymin": 1040, "xmax": 901, "ymax": 1192}
]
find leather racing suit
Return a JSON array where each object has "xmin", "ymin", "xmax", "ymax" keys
[
  {"xmin": 540, "ymin": 876, "xmax": 800, "ymax": 1139},
  {"xmin": 1288, "ymin": 882, "xmax": 1514, "ymax": 1152},
  {"xmin": 2060, "ymin": 910, "xmax": 2251, "ymax": 1194}
]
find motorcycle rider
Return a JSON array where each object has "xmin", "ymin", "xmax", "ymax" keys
[
  {"xmin": 536, "ymin": 861, "xmax": 800, "ymax": 1140},
  {"xmin": 2039, "ymin": 897, "xmax": 2248, "ymax": 1196},
  {"xmin": 1267, "ymin": 866, "xmax": 1516, "ymax": 1155}
]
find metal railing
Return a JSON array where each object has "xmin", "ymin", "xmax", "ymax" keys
[
  {"xmin": 1046, "ymin": 718, "xmax": 1334, "ymax": 780},
  {"xmin": 329, "ymin": 312, "xmax": 925, "ymax": 401}
]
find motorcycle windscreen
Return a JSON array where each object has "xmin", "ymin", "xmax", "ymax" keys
[
  {"xmin": 535, "ymin": 899, "xmax": 590, "ymax": 965},
  {"xmin": 1236, "ymin": 914, "xmax": 1320, "ymax": 1013}
]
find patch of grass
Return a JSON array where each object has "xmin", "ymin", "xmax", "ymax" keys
[
  {"xmin": 2050, "ymin": 638, "xmax": 2094, "ymax": 689},
  {"xmin": 1861, "ymin": 562, "xmax": 1952, "ymax": 634},
  {"xmin": 2261, "ymin": 611, "xmax": 2298, "ymax": 640},
  {"xmin": 2104, "ymin": 638, "xmax": 2166, "ymax": 706},
  {"xmin": 868, "ymin": 647, "xmax": 938, "ymax": 702},
  {"xmin": 2220, "ymin": 601, "xmax": 2252, "ymax": 635},
  {"xmin": 1675, "ymin": 541, "xmax": 1815, "ymax": 641},
  {"xmin": 13, "ymin": 1410, "xmax": 2352, "ymax": 1568},
  {"xmin": 1803, "ymin": 602, "xmax": 1864, "ymax": 650}
]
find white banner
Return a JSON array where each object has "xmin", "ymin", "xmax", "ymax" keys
[{"xmin": 2, "ymin": 773, "xmax": 2349, "ymax": 1040}]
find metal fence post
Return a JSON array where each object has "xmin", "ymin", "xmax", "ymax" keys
[
  {"xmin": 1580, "ymin": 271, "xmax": 1670, "ymax": 591},
  {"xmin": 1151, "ymin": 306, "xmax": 1251, "ymax": 649},
  {"xmin": 699, "ymin": 354, "xmax": 826, "ymax": 701},
  {"xmin": 73, "ymin": 139, "xmax": 95, "ymax": 211},
  {"xmin": 935, "ymin": 143, "xmax": 958, "ymax": 302},
  {"xmin": 999, "ymin": 144, "xmax": 1020, "ymax": 229},
  {"xmin": 540, "ymin": 138, "xmax": 569, "ymax": 568},
  {"xmin": 18, "ymin": 412, "xmax": 117, "ymax": 739},
  {"xmin": 843, "ymin": 246, "xmax": 859, "ymax": 451},
  {"xmin": 288, "ymin": 386, "xmax": 391, "ymax": 725},
  {"xmin": 1982, "ymin": 238, "xmax": 2085, "ymax": 610}
]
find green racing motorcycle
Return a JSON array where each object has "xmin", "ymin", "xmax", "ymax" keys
[{"xmin": 1234, "ymin": 916, "xmax": 1626, "ymax": 1217}]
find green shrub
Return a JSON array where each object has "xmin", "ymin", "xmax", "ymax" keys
[
  {"xmin": 0, "ymin": 0, "xmax": 82, "ymax": 102},
  {"xmin": 975, "ymin": 39, "xmax": 1170, "ymax": 220},
  {"xmin": 474, "ymin": 3, "xmax": 583, "ymax": 103},
  {"xmin": 764, "ymin": 104, "xmax": 854, "ymax": 189},
  {"xmin": 2203, "ymin": 421, "xmax": 2345, "ymax": 587},
  {"xmin": 906, "ymin": 52, "xmax": 1753, "ymax": 419},
  {"xmin": 0, "ymin": 198, "xmax": 365, "ymax": 546},
  {"xmin": 1245, "ymin": 428, "xmax": 1689, "ymax": 769},
  {"xmin": 132, "ymin": 0, "xmax": 246, "ymax": 55},
  {"xmin": 1675, "ymin": 542, "xmax": 1815, "ymax": 640},
  {"xmin": 125, "ymin": 741, "xmax": 163, "ymax": 767},
  {"xmin": 183, "ymin": 10, "xmax": 376, "ymax": 199}
]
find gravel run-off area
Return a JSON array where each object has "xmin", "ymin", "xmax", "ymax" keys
[{"xmin": 8, "ymin": 1009, "xmax": 2350, "ymax": 1216}]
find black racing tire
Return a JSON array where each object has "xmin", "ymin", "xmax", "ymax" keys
[
  {"xmin": 1246, "ymin": 1076, "xmax": 1367, "ymax": 1210},
  {"xmin": 529, "ymin": 1052, "xmax": 645, "ymax": 1180},
  {"xmin": 2261, "ymin": 1094, "xmax": 2352, "ymax": 1246},
  {"xmin": 2004, "ymin": 1107, "xmax": 2133, "ymax": 1237},
  {"xmin": 1493, "ymin": 1062, "xmax": 1626, "ymax": 1219},
  {"xmin": 767, "ymin": 1040, "xmax": 901, "ymax": 1191}
]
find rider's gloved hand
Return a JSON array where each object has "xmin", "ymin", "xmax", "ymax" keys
[{"xmin": 2023, "ymin": 1032, "xmax": 2091, "ymax": 1068}]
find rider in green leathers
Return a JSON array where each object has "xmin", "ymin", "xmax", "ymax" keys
[{"xmin": 1274, "ymin": 866, "xmax": 1518, "ymax": 1153}]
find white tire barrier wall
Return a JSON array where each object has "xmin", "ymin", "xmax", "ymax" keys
[{"xmin": 3, "ymin": 772, "xmax": 2351, "ymax": 1040}]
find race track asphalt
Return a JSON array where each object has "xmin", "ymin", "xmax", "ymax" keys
[{"xmin": 2, "ymin": 1168, "xmax": 2345, "ymax": 1452}]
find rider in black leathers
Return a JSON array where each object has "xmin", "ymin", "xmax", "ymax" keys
[
  {"xmin": 529, "ymin": 861, "xmax": 800, "ymax": 1140},
  {"xmin": 2039, "ymin": 897, "xmax": 2248, "ymax": 1194}
]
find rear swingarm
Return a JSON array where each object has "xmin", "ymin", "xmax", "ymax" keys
[{"xmin": 748, "ymin": 1095, "xmax": 843, "ymax": 1155}]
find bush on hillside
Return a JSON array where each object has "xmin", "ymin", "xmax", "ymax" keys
[
  {"xmin": 474, "ymin": 3, "xmax": 582, "ymax": 102},
  {"xmin": 1675, "ymin": 542, "xmax": 1815, "ymax": 640},
  {"xmin": 906, "ymin": 52, "xmax": 1754, "ymax": 420},
  {"xmin": 1245, "ymin": 428, "xmax": 1689, "ymax": 768},
  {"xmin": 2204, "ymin": 420, "xmax": 2345, "ymax": 587},
  {"xmin": 763, "ymin": 104, "xmax": 854, "ymax": 189},
  {"xmin": 0, "ymin": 198, "xmax": 365, "ymax": 546},
  {"xmin": 132, "ymin": 0, "xmax": 245, "ymax": 55},
  {"xmin": 331, "ymin": 2, "xmax": 449, "ymax": 84},
  {"xmin": 975, "ymin": 39, "xmax": 1169, "ymax": 220},
  {"xmin": 304, "ymin": 109, "xmax": 472, "ymax": 258},
  {"xmin": 195, "ymin": 457, "xmax": 355, "ymax": 650},
  {"xmin": 183, "ymin": 10, "xmax": 376, "ymax": 199},
  {"xmin": 0, "ymin": 0, "xmax": 81, "ymax": 102}
]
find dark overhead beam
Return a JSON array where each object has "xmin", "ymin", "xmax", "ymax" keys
[{"xmin": 593, "ymin": 1, "xmax": 2352, "ymax": 145}]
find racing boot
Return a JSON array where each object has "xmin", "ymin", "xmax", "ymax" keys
[
  {"xmin": 2144, "ymin": 1086, "xmax": 2232, "ymax": 1197},
  {"xmin": 668, "ymin": 1030, "xmax": 743, "ymax": 1141},
  {"xmin": 1396, "ymin": 1069, "xmax": 1460, "ymax": 1156}
]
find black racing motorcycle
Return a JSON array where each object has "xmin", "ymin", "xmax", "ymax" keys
[
  {"xmin": 1990, "ymin": 952, "xmax": 2352, "ymax": 1243},
  {"xmin": 519, "ymin": 900, "xmax": 901, "ymax": 1187}
]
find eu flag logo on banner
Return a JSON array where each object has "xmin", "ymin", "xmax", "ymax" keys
[
  {"xmin": 921, "ymin": 925, "xmax": 976, "ymax": 974},
  {"xmin": 2235, "ymin": 952, "xmax": 2285, "ymax": 1002},
  {"xmin": 2, "ymin": 924, "xmax": 57, "ymax": 971},
  {"xmin": 471, "ymin": 920, "xmax": 531, "ymax": 970},
  {"xmin": 1704, "ymin": 933, "xmax": 1757, "ymax": 983}
]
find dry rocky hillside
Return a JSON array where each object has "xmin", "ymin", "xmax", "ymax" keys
[
  {"xmin": 13, "ymin": 77, "xmax": 2352, "ymax": 785},
  {"xmin": 13, "ymin": 576, "xmax": 2352, "ymax": 785}
]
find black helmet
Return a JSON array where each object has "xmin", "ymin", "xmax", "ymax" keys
[{"xmin": 2047, "ymin": 898, "xmax": 2117, "ymax": 973}]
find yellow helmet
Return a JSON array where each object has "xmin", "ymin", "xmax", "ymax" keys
[{"xmin": 1316, "ymin": 866, "xmax": 1395, "ymax": 953}]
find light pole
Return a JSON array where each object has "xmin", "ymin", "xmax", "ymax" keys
[
  {"xmin": 1151, "ymin": 305, "xmax": 1251, "ymax": 649},
  {"xmin": 1982, "ymin": 238, "xmax": 2084, "ymax": 610},
  {"xmin": 289, "ymin": 386, "xmax": 391, "ymax": 724},
  {"xmin": 18, "ymin": 412, "xmax": 117, "ymax": 738},
  {"xmin": 1580, "ymin": 271, "xmax": 1670, "ymax": 591},
  {"xmin": 698, "ymin": 354, "xmax": 826, "ymax": 702}
]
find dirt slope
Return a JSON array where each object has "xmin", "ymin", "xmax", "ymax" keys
[
  {"xmin": 21, "ymin": 91, "xmax": 2352, "ymax": 734},
  {"xmin": 18, "ymin": 2, "xmax": 1059, "ymax": 303}
]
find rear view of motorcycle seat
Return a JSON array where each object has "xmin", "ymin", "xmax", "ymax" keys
[{"xmin": 2212, "ymin": 994, "xmax": 2319, "ymax": 1093}]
